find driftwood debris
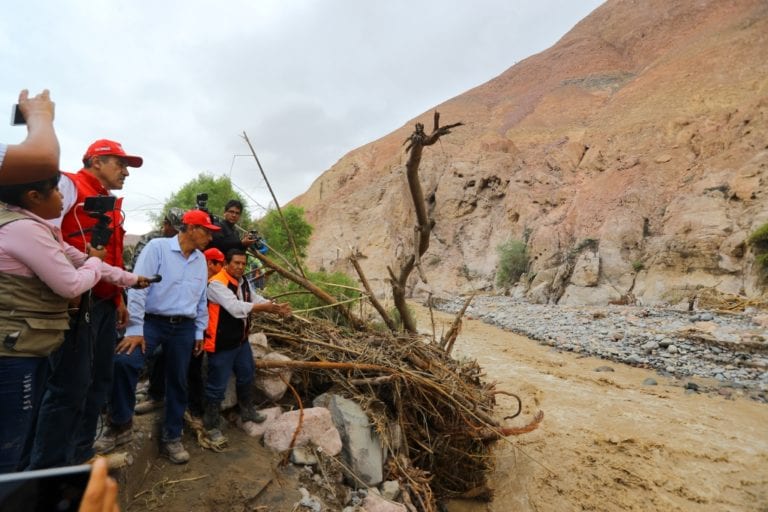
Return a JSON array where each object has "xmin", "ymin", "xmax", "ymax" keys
[{"xmin": 252, "ymin": 314, "xmax": 543, "ymax": 507}]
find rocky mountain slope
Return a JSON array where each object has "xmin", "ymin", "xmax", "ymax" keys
[{"xmin": 292, "ymin": 0, "xmax": 768, "ymax": 306}]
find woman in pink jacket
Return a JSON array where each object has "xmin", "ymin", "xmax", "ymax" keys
[{"xmin": 0, "ymin": 167, "xmax": 150, "ymax": 473}]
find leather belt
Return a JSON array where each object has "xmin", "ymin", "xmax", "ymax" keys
[{"xmin": 145, "ymin": 313, "xmax": 193, "ymax": 325}]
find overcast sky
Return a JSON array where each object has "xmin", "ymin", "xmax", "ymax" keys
[{"xmin": 2, "ymin": 0, "xmax": 603, "ymax": 234}]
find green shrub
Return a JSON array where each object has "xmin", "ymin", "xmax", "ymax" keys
[
  {"xmin": 632, "ymin": 260, "xmax": 645, "ymax": 272},
  {"xmin": 264, "ymin": 270, "xmax": 361, "ymax": 325},
  {"xmin": 496, "ymin": 239, "xmax": 528, "ymax": 287},
  {"xmin": 747, "ymin": 223, "xmax": 768, "ymax": 246},
  {"xmin": 756, "ymin": 253, "xmax": 768, "ymax": 270},
  {"xmin": 748, "ymin": 223, "xmax": 768, "ymax": 270}
]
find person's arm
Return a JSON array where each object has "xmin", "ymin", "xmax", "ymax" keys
[
  {"xmin": 207, "ymin": 280, "xmax": 254, "ymax": 318},
  {"xmin": 2, "ymin": 220, "xmax": 103, "ymax": 298},
  {"xmin": 0, "ymin": 89, "xmax": 59, "ymax": 185},
  {"xmin": 124, "ymin": 241, "xmax": 160, "ymax": 337}
]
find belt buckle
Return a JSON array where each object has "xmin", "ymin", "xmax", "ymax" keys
[{"xmin": 169, "ymin": 316, "xmax": 183, "ymax": 324}]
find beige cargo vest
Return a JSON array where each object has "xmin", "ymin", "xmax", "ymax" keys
[{"xmin": 0, "ymin": 209, "xmax": 70, "ymax": 357}]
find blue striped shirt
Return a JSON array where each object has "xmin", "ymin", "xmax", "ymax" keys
[{"xmin": 126, "ymin": 235, "xmax": 208, "ymax": 339}]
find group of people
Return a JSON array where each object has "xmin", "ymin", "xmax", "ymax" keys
[{"xmin": 0, "ymin": 89, "xmax": 291, "ymax": 508}]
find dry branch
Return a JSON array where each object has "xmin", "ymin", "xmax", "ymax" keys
[
  {"xmin": 391, "ymin": 112, "xmax": 463, "ymax": 333},
  {"xmin": 251, "ymin": 313, "xmax": 543, "ymax": 504}
]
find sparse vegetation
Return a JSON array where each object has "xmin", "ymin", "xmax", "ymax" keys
[
  {"xmin": 264, "ymin": 270, "xmax": 360, "ymax": 325},
  {"xmin": 747, "ymin": 222, "xmax": 768, "ymax": 270},
  {"xmin": 496, "ymin": 239, "xmax": 529, "ymax": 287},
  {"xmin": 632, "ymin": 260, "xmax": 645, "ymax": 272}
]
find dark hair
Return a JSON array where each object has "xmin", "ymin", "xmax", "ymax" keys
[
  {"xmin": 0, "ymin": 172, "xmax": 60, "ymax": 207},
  {"xmin": 224, "ymin": 199, "xmax": 243, "ymax": 212},
  {"xmin": 225, "ymin": 248, "xmax": 246, "ymax": 263}
]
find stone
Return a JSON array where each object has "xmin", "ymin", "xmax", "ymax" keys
[
  {"xmin": 237, "ymin": 406, "xmax": 283, "ymax": 437},
  {"xmin": 362, "ymin": 489, "xmax": 406, "ymax": 512},
  {"xmin": 325, "ymin": 394, "xmax": 384, "ymax": 487},
  {"xmin": 263, "ymin": 407, "xmax": 342, "ymax": 456},
  {"xmin": 380, "ymin": 481, "xmax": 401, "ymax": 501},
  {"xmin": 643, "ymin": 378, "xmax": 658, "ymax": 386},
  {"xmin": 291, "ymin": 446, "xmax": 319, "ymax": 465},
  {"xmin": 255, "ymin": 352, "xmax": 293, "ymax": 401}
]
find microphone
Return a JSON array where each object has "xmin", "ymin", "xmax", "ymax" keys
[{"xmin": 146, "ymin": 274, "xmax": 162, "ymax": 283}]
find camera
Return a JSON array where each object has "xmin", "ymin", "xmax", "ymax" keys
[
  {"xmin": 195, "ymin": 193, "xmax": 209, "ymax": 212},
  {"xmin": 10, "ymin": 104, "xmax": 25, "ymax": 126},
  {"xmin": 83, "ymin": 196, "xmax": 117, "ymax": 248},
  {"xmin": 247, "ymin": 230, "xmax": 268, "ymax": 254}
]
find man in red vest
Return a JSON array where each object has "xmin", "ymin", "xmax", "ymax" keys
[{"xmin": 26, "ymin": 139, "xmax": 143, "ymax": 469}]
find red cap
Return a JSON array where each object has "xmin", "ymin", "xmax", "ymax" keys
[
  {"xmin": 82, "ymin": 139, "xmax": 143, "ymax": 167},
  {"xmin": 204, "ymin": 247, "xmax": 225, "ymax": 262},
  {"xmin": 182, "ymin": 210, "xmax": 220, "ymax": 231}
]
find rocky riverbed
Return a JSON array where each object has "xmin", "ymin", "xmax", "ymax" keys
[{"xmin": 431, "ymin": 296, "xmax": 768, "ymax": 402}]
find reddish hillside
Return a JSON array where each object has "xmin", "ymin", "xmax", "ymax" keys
[{"xmin": 293, "ymin": 0, "xmax": 768, "ymax": 305}]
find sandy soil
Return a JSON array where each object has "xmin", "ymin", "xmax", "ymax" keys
[{"xmin": 411, "ymin": 305, "xmax": 768, "ymax": 512}]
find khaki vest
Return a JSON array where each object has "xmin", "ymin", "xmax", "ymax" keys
[{"xmin": 0, "ymin": 209, "xmax": 71, "ymax": 357}]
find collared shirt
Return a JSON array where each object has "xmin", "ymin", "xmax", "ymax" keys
[
  {"xmin": 126, "ymin": 235, "xmax": 208, "ymax": 339},
  {"xmin": 207, "ymin": 270, "xmax": 269, "ymax": 319},
  {"xmin": 0, "ymin": 142, "xmax": 6, "ymax": 169},
  {"xmin": 51, "ymin": 174, "xmax": 78, "ymax": 228},
  {"xmin": 0, "ymin": 204, "xmax": 136, "ymax": 298}
]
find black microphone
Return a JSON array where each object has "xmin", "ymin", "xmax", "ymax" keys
[{"xmin": 146, "ymin": 274, "xmax": 162, "ymax": 283}]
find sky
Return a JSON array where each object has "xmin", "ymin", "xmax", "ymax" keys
[{"xmin": 2, "ymin": 0, "xmax": 603, "ymax": 234}]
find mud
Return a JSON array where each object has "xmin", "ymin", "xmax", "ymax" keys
[{"xmin": 120, "ymin": 303, "xmax": 768, "ymax": 511}]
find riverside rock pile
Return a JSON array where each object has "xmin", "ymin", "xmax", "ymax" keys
[{"xmin": 432, "ymin": 296, "xmax": 768, "ymax": 402}]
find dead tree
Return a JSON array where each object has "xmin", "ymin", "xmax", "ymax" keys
[{"xmin": 389, "ymin": 112, "xmax": 462, "ymax": 333}]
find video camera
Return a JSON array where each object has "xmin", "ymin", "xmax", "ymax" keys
[
  {"xmin": 195, "ymin": 193, "xmax": 209, "ymax": 212},
  {"xmin": 83, "ymin": 196, "xmax": 117, "ymax": 249},
  {"xmin": 247, "ymin": 230, "xmax": 268, "ymax": 254}
]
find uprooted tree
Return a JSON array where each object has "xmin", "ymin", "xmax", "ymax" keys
[{"xmin": 238, "ymin": 116, "xmax": 543, "ymax": 509}]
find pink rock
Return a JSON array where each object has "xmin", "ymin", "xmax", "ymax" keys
[
  {"xmin": 263, "ymin": 407, "xmax": 342, "ymax": 455},
  {"xmin": 362, "ymin": 490, "xmax": 406, "ymax": 512},
  {"xmin": 236, "ymin": 406, "xmax": 283, "ymax": 437}
]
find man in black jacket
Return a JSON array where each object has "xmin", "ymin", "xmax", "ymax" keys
[{"xmin": 208, "ymin": 200, "xmax": 259, "ymax": 253}]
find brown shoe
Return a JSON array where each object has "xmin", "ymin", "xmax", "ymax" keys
[
  {"xmin": 93, "ymin": 424, "xmax": 132, "ymax": 454},
  {"xmin": 160, "ymin": 440, "xmax": 190, "ymax": 464}
]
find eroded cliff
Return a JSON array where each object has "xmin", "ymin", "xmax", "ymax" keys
[{"xmin": 293, "ymin": 0, "xmax": 768, "ymax": 306}]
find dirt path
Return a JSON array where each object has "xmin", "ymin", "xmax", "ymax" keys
[{"xmin": 411, "ymin": 305, "xmax": 768, "ymax": 512}]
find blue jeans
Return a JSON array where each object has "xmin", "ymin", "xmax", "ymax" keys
[
  {"xmin": 26, "ymin": 298, "xmax": 117, "ymax": 469},
  {"xmin": 110, "ymin": 316, "xmax": 195, "ymax": 441},
  {"xmin": 0, "ymin": 356, "xmax": 48, "ymax": 473},
  {"xmin": 204, "ymin": 342, "xmax": 254, "ymax": 402}
]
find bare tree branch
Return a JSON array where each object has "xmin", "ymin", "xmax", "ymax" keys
[{"xmin": 390, "ymin": 112, "xmax": 463, "ymax": 333}]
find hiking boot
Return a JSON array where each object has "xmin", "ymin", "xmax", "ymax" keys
[
  {"xmin": 134, "ymin": 398, "xmax": 164, "ymax": 415},
  {"xmin": 205, "ymin": 428, "xmax": 227, "ymax": 445},
  {"xmin": 93, "ymin": 423, "xmax": 132, "ymax": 454},
  {"xmin": 240, "ymin": 405, "xmax": 266, "ymax": 424},
  {"xmin": 236, "ymin": 384, "xmax": 266, "ymax": 424},
  {"xmin": 160, "ymin": 440, "xmax": 190, "ymax": 464},
  {"xmin": 203, "ymin": 401, "xmax": 222, "ymax": 431}
]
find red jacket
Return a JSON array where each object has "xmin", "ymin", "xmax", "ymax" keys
[{"xmin": 60, "ymin": 170, "xmax": 125, "ymax": 304}]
